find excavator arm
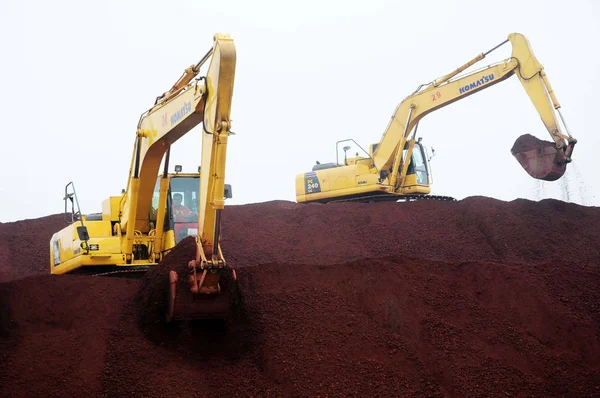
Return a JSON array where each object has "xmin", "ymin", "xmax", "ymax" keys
[
  {"xmin": 119, "ymin": 34, "xmax": 235, "ymax": 263},
  {"xmin": 373, "ymin": 32, "xmax": 577, "ymax": 186},
  {"xmin": 165, "ymin": 34, "xmax": 238, "ymax": 322},
  {"xmin": 189, "ymin": 33, "xmax": 235, "ymax": 292}
]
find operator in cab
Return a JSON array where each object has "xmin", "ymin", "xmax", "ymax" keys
[{"xmin": 171, "ymin": 193, "xmax": 193, "ymax": 221}]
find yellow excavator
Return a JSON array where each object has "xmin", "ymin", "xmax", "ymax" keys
[
  {"xmin": 295, "ymin": 33, "xmax": 577, "ymax": 203},
  {"xmin": 50, "ymin": 33, "xmax": 237, "ymax": 322}
]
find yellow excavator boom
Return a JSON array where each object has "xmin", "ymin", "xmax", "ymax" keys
[{"xmin": 374, "ymin": 33, "xmax": 575, "ymax": 186}]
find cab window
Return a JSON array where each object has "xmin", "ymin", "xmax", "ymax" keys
[{"xmin": 411, "ymin": 144, "xmax": 429, "ymax": 185}]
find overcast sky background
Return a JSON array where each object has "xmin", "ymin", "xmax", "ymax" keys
[{"xmin": 1, "ymin": 0, "xmax": 598, "ymax": 222}]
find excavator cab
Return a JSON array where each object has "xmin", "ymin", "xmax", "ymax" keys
[
  {"xmin": 150, "ymin": 170, "xmax": 233, "ymax": 246},
  {"xmin": 168, "ymin": 174, "xmax": 201, "ymax": 244},
  {"xmin": 402, "ymin": 139, "xmax": 430, "ymax": 186},
  {"xmin": 150, "ymin": 173, "xmax": 198, "ymax": 245}
]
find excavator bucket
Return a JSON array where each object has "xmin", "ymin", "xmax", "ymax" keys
[
  {"xmin": 166, "ymin": 266, "xmax": 238, "ymax": 323},
  {"xmin": 511, "ymin": 134, "xmax": 569, "ymax": 181}
]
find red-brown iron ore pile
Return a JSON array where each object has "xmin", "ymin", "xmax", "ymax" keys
[
  {"xmin": 0, "ymin": 214, "xmax": 64, "ymax": 283},
  {"xmin": 1, "ymin": 197, "xmax": 599, "ymax": 397}
]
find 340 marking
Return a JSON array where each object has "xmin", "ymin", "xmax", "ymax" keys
[{"xmin": 307, "ymin": 182, "xmax": 319, "ymax": 193}]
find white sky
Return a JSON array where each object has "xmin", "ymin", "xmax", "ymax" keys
[{"xmin": 1, "ymin": 0, "xmax": 598, "ymax": 222}]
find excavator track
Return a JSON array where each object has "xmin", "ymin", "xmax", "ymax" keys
[
  {"xmin": 71, "ymin": 266, "xmax": 153, "ymax": 278},
  {"xmin": 91, "ymin": 269, "xmax": 150, "ymax": 277},
  {"xmin": 327, "ymin": 194, "xmax": 457, "ymax": 204}
]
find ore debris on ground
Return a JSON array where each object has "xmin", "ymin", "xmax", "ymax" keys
[{"xmin": 0, "ymin": 197, "xmax": 599, "ymax": 397}]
